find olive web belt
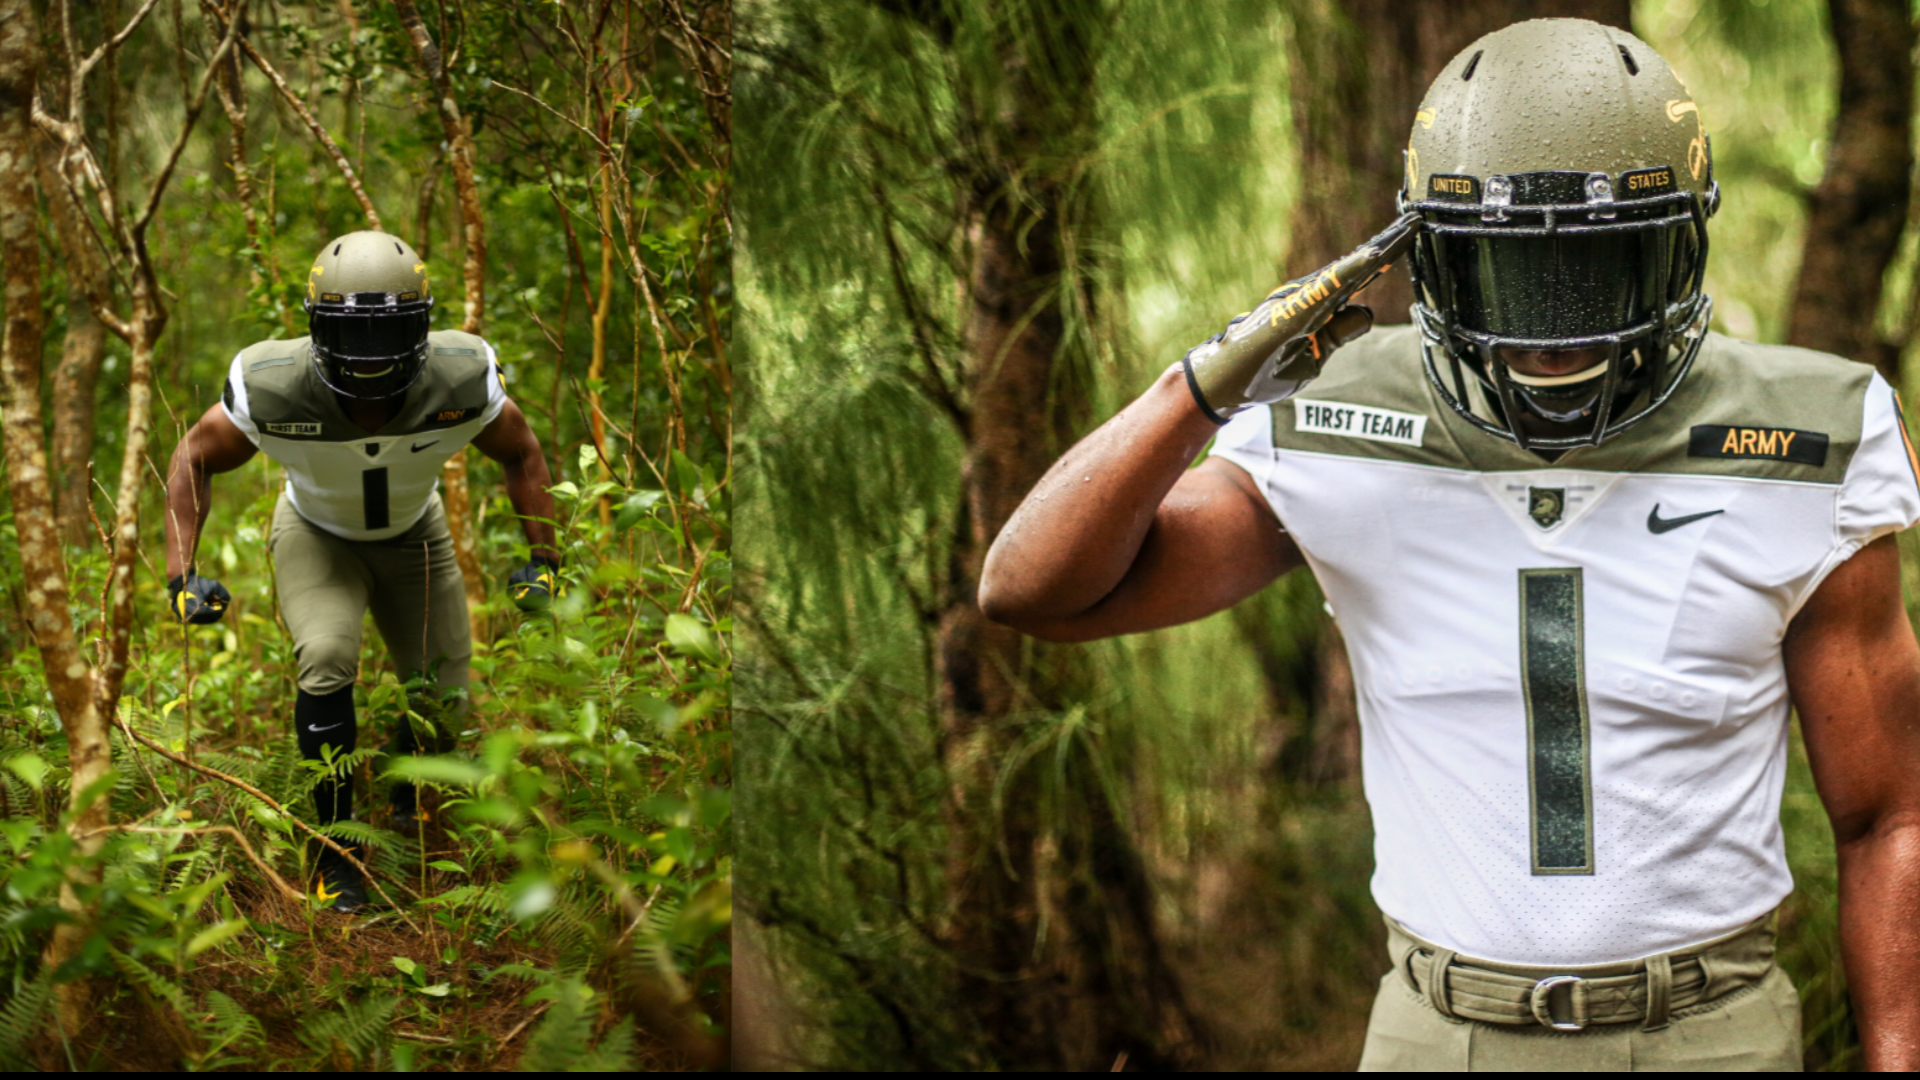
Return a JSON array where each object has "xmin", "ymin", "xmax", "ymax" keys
[{"xmin": 1387, "ymin": 912, "xmax": 1776, "ymax": 1032}]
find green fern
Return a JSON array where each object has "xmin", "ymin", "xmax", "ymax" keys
[
  {"xmin": 540, "ymin": 898, "xmax": 599, "ymax": 966},
  {"xmin": 301, "ymin": 746, "xmax": 385, "ymax": 797},
  {"xmin": 517, "ymin": 976, "xmax": 596, "ymax": 1072},
  {"xmin": 189, "ymin": 990, "xmax": 266, "ymax": 1067},
  {"xmin": 582, "ymin": 1019, "xmax": 637, "ymax": 1071},
  {"xmin": 316, "ymin": 818, "xmax": 388, "ymax": 847},
  {"xmin": 434, "ymin": 883, "xmax": 510, "ymax": 914},
  {"xmin": 111, "ymin": 948, "xmax": 193, "ymax": 1016},
  {"xmin": 0, "ymin": 969, "xmax": 52, "ymax": 1069},
  {"xmin": 297, "ymin": 994, "xmax": 400, "ymax": 1067}
]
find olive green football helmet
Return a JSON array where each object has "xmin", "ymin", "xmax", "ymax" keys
[
  {"xmin": 304, "ymin": 231, "xmax": 435, "ymax": 399},
  {"xmin": 1400, "ymin": 19, "xmax": 1718, "ymax": 451}
]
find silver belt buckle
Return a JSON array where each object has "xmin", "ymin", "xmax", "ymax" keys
[{"xmin": 1530, "ymin": 974, "xmax": 1589, "ymax": 1031}]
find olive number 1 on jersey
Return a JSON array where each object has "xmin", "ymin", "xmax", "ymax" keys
[{"xmin": 1519, "ymin": 568, "xmax": 1595, "ymax": 875}]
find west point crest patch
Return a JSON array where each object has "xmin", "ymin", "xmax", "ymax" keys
[
  {"xmin": 1528, "ymin": 487, "xmax": 1566, "ymax": 530},
  {"xmin": 1292, "ymin": 399, "xmax": 1427, "ymax": 447},
  {"xmin": 1688, "ymin": 425, "xmax": 1828, "ymax": 466}
]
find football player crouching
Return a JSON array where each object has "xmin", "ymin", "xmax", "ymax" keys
[
  {"xmin": 981, "ymin": 19, "xmax": 1920, "ymax": 1072},
  {"xmin": 164, "ymin": 230, "xmax": 564, "ymax": 914}
]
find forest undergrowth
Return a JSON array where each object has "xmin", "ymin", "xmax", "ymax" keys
[
  {"xmin": 0, "ymin": 0, "xmax": 731, "ymax": 1068},
  {"xmin": 0, "ymin": 451, "xmax": 731, "ymax": 1071}
]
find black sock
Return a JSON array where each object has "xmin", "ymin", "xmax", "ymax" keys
[{"xmin": 295, "ymin": 687, "xmax": 357, "ymax": 825}]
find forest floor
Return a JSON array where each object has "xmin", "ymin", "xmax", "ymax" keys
[{"xmin": 2, "ymin": 475, "xmax": 732, "ymax": 1072}]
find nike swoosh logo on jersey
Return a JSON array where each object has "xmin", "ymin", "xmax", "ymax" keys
[
  {"xmin": 1647, "ymin": 504, "xmax": 1724, "ymax": 534},
  {"xmin": 411, "ymin": 440, "xmax": 440, "ymax": 453},
  {"xmin": 306, "ymin": 721, "xmax": 345, "ymax": 734}
]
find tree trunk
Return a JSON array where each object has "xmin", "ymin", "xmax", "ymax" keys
[
  {"xmin": 1273, "ymin": 0, "xmax": 1635, "ymax": 782},
  {"xmin": 1786, "ymin": 0, "xmax": 1914, "ymax": 382},
  {"xmin": 38, "ymin": 148, "xmax": 109, "ymax": 549},
  {"xmin": 935, "ymin": 6, "xmax": 1202, "ymax": 1068},
  {"xmin": 0, "ymin": 0, "xmax": 106, "ymax": 1032},
  {"xmin": 50, "ymin": 293, "xmax": 105, "ymax": 551}
]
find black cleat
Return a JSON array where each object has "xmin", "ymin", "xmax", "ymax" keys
[
  {"xmin": 313, "ymin": 845, "xmax": 368, "ymax": 914},
  {"xmin": 390, "ymin": 803, "xmax": 427, "ymax": 841}
]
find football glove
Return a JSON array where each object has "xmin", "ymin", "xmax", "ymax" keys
[
  {"xmin": 1182, "ymin": 212, "xmax": 1423, "ymax": 422},
  {"xmin": 167, "ymin": 573, "xmax": 231, "ymax": 625},
  {"xmin": 508, "ymin": 557, "xmax": 562, "ymax": 612}
]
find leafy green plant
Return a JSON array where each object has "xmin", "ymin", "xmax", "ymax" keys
[{"xmin": 0, "ymin": 0, "xmax": 728, "ymax": 1068}]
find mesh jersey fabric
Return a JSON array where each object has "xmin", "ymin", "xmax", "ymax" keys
[
  {"xmin": 222, "ymin": 330, "xmax": 508, "ymax": 541},
  {"xmin": 1209, "ymin": 326, "xmax": 1920, "ymax": 965}
]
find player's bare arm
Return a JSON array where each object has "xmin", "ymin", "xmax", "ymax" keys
[
  {"xmin": 159, "ymin": 402, "xmax": 259, "ymax": 622},
  {"xmin": 164, "ymin": 402, "xmax": 257, "ymax": 580},
  {"xmin": 471, "ymin": 398, "xmax": 560, "ymax": 565},
  {"xmin": 1788, "ymin": 534, "xmax": 1920, "ymax": 1072},
  {"xmin": 979, "ymin": 368, "xmax": 1297, "ymax": 642},
  {"xmin": 980, "ymin": 216, "xmax": 1419, "ymax": 642}
]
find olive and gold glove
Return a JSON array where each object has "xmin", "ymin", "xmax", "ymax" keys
[
  {"xmin": 167, "ymin": 573, "xmax": 231, "ymax": 625},
  {"xmin": 508, "ymin": 557, "xmax": 562, "ymax": 612},
  {"xmin": 1183, "ymin": 212, "xmax": 1424, "ymax": 423}
]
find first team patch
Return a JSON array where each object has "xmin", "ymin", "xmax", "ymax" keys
[
  {"xmin": 263, "ymin": 421, "xmax": 322, "ymax": 436},
  {"xmin": 1689, "ymin": 424, "xmax": 1827, "ymax": 466},
  {"xmin": 1293, "ymin": 399, "xmax": 1427, "ymax": 447}
]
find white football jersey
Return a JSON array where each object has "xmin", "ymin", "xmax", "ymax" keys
[
  {"xmin": 1211, "ymin": 327, "xmax": 1920, "ymax": 965},
  {"xmin": 221, "ymin": 330, "xmax": 508, "ymax": 541}
]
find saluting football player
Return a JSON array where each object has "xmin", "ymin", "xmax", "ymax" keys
[
  {"xmin": 164, "ymin": 231, "xmax": 563, "ymax": 913},
  {"xmin": 982, "ymin": 20, "xmax": 1920, "ymax": 1071}
]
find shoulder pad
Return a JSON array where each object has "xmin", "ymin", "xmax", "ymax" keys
[
  {"xmin": 238, "ymin": 337, "xmax": 335, "ymax": 437},
  {"xmin": 407, "ymin": 331, "xmax": 499, "ymax": 432}
]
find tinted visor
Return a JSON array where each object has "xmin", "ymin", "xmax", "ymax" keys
[
  {"xmin": 1439, "ymin": 228, "xmax": 1669, "ymax": 340},
  {"xmin": 311, "ymin": 306, "xmax": 431, "ymax": 361}
]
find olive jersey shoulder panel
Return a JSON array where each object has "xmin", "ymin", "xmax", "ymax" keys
[
  {"xmin": 228, "ymin": 337, "xmax": 359, "ymax": 442},
  {"xmin": 389, "ymin": 330, "xmax": 503, "ymax": 434},
  {"xmin": 224, "ymin": 331, "xmax": 507, "ymax": 444},
  {"xmin": 1259, "ymin": 326, "xmax": 1876, "ymax": 483},
  {"xmin": 1560, "ymin": 332, "xmax": 1874, "ymax": 484},
  {"xmin": 1263, "ymin": 324, "xmax": 1473, "ymax": 469}
]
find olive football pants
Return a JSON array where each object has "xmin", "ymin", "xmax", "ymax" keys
[
  {"xmin": 1358, "ymin": 916, "xmax": 1802, "ymax": 1071},
  {"xmin": 270, "ymin": 490, "xmax": 470, "ymax": 825},
  {"xmin": 269, "ymin": 490, "xmax": 471, "ymax": 702}
]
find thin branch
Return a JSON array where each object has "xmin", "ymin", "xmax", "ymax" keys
[
  {"xmin": 115, "ymin": 713, "xmax": 426, "ymax": 926},
  {"xmin": 66, "ymin": 0, "xmax": 166, "ymax": 118},
  {"xmin": 493, "ymin": 1003, "xmax": 552, "ymax": 1060},
  {"xmin": 87, "ymin": 824, "xmax": 304, "ymax": 903},
  {"xmin": 585, "ymin": 857, "xmax": 690, "ymax": 1001},
  {"xmin": 232, "ymin": 30, "xmax": 382, "ymax": 230},
  {"xmin": 132, "ymin": 0, "xmax": 244, "ymax": 240},
  {"xmin": 489, "ymin": 79, "xmax": 615, "ymax": 158}
]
